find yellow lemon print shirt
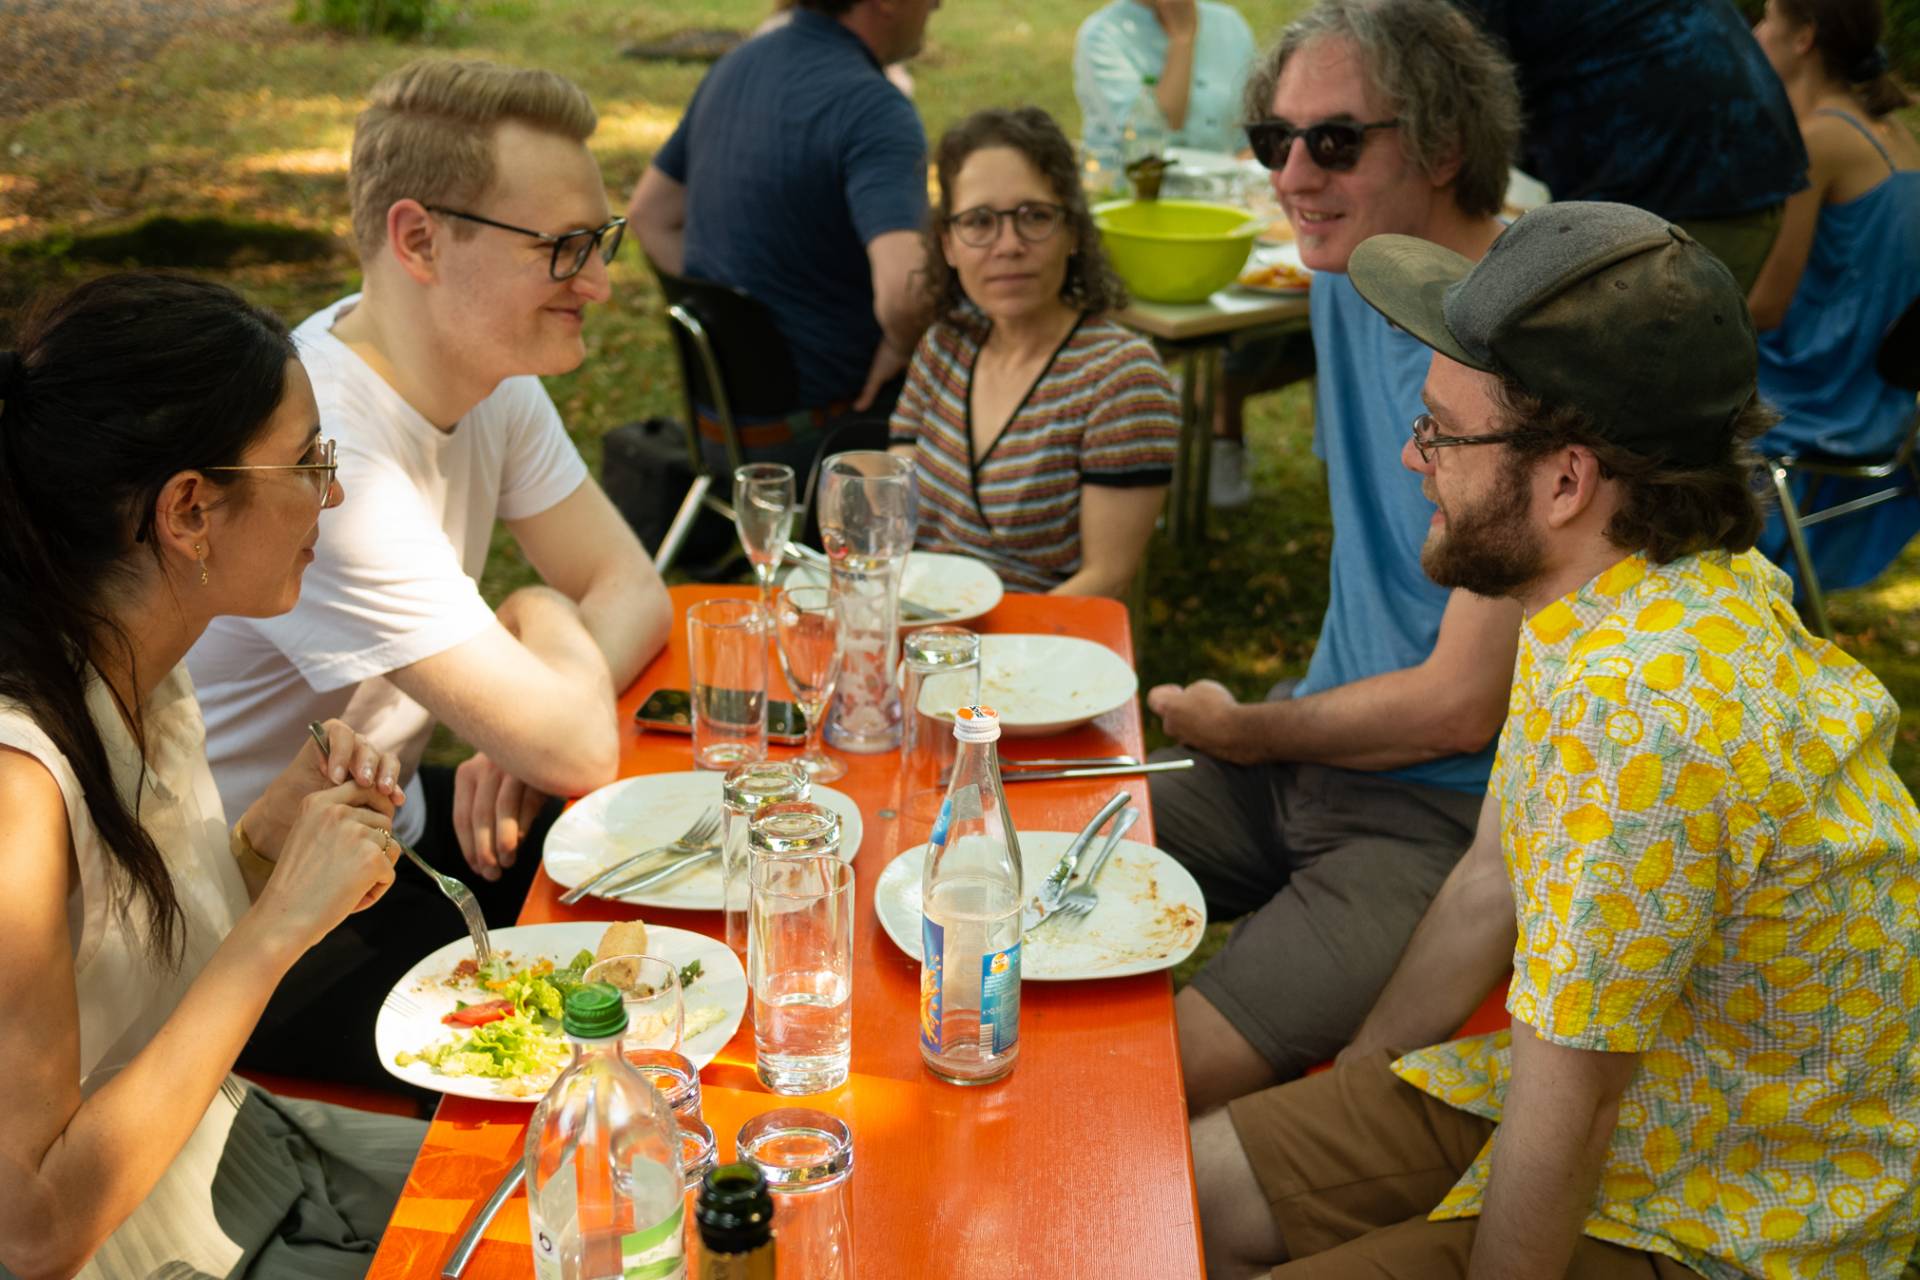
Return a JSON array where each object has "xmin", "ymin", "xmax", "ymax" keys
[{"xmin": 1392, "ymin": 549, "xmax": 1920, "ymax": 1280}]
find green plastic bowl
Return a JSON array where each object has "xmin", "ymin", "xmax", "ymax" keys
[{"xmin": 1093, "ymin": 199, "xmax": 1261, "ymax": 304}]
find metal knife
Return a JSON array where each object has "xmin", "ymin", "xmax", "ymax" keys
[
  {"xmin": 1000, "ymin": 759, "xmax": 1195, "ymax": 783},
  {"xmin": 1021, "ymin": 791, "xmax": 1132, "ymax": 932}
]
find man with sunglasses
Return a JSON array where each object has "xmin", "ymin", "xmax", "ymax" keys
[
  {"xmin": 188, "ymin": 59, "xmax": 672, "ymax": 1093},
  {"xmin": 1194, "ymin": 199, "xmax": 1920, "ymax": 1280},
  {"xmin": 1146, "ymin": 0, "xmax": 1528, "ymax": 1115},
  {"xmin": 629, "ymin": 0, "xmax": 940, "ymax": 471}
]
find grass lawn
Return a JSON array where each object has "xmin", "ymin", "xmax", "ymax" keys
[{"xmin": 2, "ymin": 0, "xmax": 1915, "ymax": 813}]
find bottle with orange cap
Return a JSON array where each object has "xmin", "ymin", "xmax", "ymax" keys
[{"xmin": 919, "ymin": 703, "xmax": 1023, "ymax": 1084}]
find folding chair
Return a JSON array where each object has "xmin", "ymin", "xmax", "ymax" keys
[
  {"xmin": 1765, "ymin": 295, "xmax": 1920, "ymax": 638},
  {"xmin": 645, "ymin": 260, "xmax": 801, "ymax": 574}
]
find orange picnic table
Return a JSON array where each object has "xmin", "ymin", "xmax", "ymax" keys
[{"xmin": 367, "ymin": 584, "xmax": 1206, "ymax": 1280}]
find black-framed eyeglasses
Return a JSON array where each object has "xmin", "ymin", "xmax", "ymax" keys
[
  {"xmin": 946, "ymin": 201, "xmax": 1068, "ymax": 248},
  {"xmin": 1410, "ymin": 414, "xmax": 1523, "ymax": 464},
  {"xmin": 1246, "ymin": 117, "xmax": 1400, "ymax": 173},
  {"xmin": 423, "ymin": 205, "xmax": 626, "ymax": 280},
  {"xmin": 204, "ymin": 437, "xmax": 340, "ymax": 506}
]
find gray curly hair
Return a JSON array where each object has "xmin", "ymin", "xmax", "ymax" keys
[{"xmin": 1243, "ymin": 0, "xmax": 1521, "ymax": 220}]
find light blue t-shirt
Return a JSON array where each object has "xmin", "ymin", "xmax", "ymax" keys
[
  {"xmin": 1295, "ymin": 272, "xmax": 1498, "ymax": 794},
  {"xmin": 1073, "ymin": 0, "xmax": 1256, "ymax": 175}
]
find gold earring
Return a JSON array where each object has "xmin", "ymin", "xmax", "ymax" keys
[{"xmin": 195, "ymin": 543, "xmax": 209, "ymax": 588}]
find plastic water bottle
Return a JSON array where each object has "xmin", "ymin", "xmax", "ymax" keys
[
  {"xmin": 919, "ymin": 704, "xmax": 1023, "ymax": 1084},
  {"xmin": 527, "ymin": 983, "xmax": 686, "ymax": 1280},
  {"xmin": 1121, "ymin": 74, "xmax": 1168, "ymax": 197}
]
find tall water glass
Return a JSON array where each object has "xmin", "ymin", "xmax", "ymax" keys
[
  {"xmin": 722, "ymin": 761, "xmax": 811, "ymax": 961},
  {"xmin": 736, "ymin": 1109, "xmax": 854, "ymax": 1280},
  {"xmin": 734, "ymin": 463, "xmax": 796, "ymax": 608},
  {"xmin": 748, "ymin": 853, "xmax": 854, "ymax": 1094},
  {"xmin": 815, "ymin": 451, "xmax": 916, "ymax": 753},
  {"xmin": 687, "ymin": 599, "xmax": 768, "ymax": 770},
  {"xmin": 898, "ymin": 626, "xmax": 983, "ymax": 850},
  {"xmin": 773, "ymin": 585, "xmax": 845, "ymax": 782}
]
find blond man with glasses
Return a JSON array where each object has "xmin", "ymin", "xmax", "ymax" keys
[{"xmin": 187, "ymin": 58, "xmax": 671, "ymax": 1095}]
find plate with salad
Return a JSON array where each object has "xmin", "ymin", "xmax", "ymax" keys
[{"xmin": 374, "ymin": 921, "xmax": 745, "ymax": 1101}]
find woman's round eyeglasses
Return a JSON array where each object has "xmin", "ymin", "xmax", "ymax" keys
[
  {"xmin": 1409, "ymin": 414, "xmax": 1523, "ymax": 464},
  {"xmin": 204, "ymin": 437, "xmax": 340, "ymax": 507},
  {"xmin": 946, "ymin": 201, "xmax": 1068, "ymax": 248},
  {"xmin": 423, "ymin": 205, "xmax": 626, "ymax": 281}
]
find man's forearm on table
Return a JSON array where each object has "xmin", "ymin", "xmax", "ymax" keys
[
  {"xmin": 576, "ymin": 569, "xmax": 671, "ymax": 694},
  {"xmin": 1238, "ymin": 666, "xmax": 1502, "ymax": 770}
]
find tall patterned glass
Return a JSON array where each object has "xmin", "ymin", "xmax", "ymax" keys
[{"xmin": 814, "ymin": 451, "xmax": 917, "ymax": 753}]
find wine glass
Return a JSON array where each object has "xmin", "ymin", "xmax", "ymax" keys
[
  {"xmin": 734, "ymin": 463, "xmax": 797, "ymax": 607},
  {"xmin": 583, "ymin": 954, "xmax": 684, "ymax": 1053},
  {"xmin": 772, "ymin": 585, "xmax": 845, "ymax": 782}
]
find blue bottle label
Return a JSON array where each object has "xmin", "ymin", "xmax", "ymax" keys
[
  {"xmin": 919, "ymin": 917, "xmax": 945, "ymax": 1056},
  {"xmin": 927, "ymin": 797, "xmax": 953, "ymax": 850},
  {"xmin": 979, "ymin": 942, "xmax": 1020, "ymax": 1056}
]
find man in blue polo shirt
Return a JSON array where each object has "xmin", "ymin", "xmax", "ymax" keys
[
  {"xmin": 1146, "ymin": 0, "xmax": 1525, "ymax": 1113},
  {"xmin": 629, "ymin": 0, "xmax": 937, "ymax": 470}
]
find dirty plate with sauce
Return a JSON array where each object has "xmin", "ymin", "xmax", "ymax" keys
[{"xmin": 875, "ymin": 832, "xmax": 1207, "ymax": 980}]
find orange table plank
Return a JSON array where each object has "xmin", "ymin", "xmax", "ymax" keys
[{"xmin": 368, "ymin": 586, "xmax": 1204, "ymax": 1280}]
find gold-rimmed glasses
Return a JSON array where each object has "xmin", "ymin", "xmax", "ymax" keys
[
  {"xmin": 204, "ymin": 437, "xmax": 339, "ymax": 507},
  {"xmin": 1409, "ymin": 414, "xmax": 1523, "ymax": 464}
]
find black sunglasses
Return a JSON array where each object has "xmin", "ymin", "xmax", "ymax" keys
[
  {"xmin": 423, "ymin": 205, "xmax": 626, "ymax": 281},
  {"xmin": 1245, "ymin": 117, "xmax": 1401, "ymax": 173}
]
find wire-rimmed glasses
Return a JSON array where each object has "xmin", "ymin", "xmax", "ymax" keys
[
  {"xmin": 203, "ymin": 437, "xmax": 340, "ymax": 508},
  {"xmin": 422, "ymin": 205, "xmax": 626, "ymax": 281},
  {"xmin": 734, "ymin": 463, "xmax": 797, "ymax": 608},
  {"xmin": 772, "ymin": 585, "xmax": 844, "ymax": 782},
  {"xmin": 945, "ymin": 201, "xmax": 1067, "ymax": 248},
  {"xmin": 1409, "ymin": 413, "xmax": 1524, "ymax": 464}
]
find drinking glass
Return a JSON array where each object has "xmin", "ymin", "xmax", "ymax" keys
[
  {"xmin": 815, "ymin": 451, "xmax": 916, "ymax": 754},
  {"xmin": 748, "ymin": 854, "xmax": 854, "ymax": 1094},
  {"xmin": 734, "ymin": 463, "xmax": 796, "ymax": 609},
  {"xmin": 624, "ymin": 1047, "xmax": 702, "ymax": 1121},
  {"xmin": 898, "ymin": 626, "xmax": 982, "ymax": 850},
  {"xmin": 678, "ymin": 1116, "xmax": 718, "ymax": 1263},
  {"xmin": 722, "ymin": 761, "xmax": 811, "ymax": 961},
  {"xmin": 773, "ymin": 585, "xmax": 844, "ymax": 782},
  {"xmin": 582, "ymin": 954, "xmax": 684, "ymax": 1052},
  {"xmin": 687, "ymin": 599, "xmax": 768, "ymax": 770},
  {"xmin": 736, "ymin": 1108, "xmax": 854, "ymax": 1280}
]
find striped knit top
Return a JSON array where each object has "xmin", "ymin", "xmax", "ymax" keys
[{"xmin": 888, "ymin": 312, "xmax": 1178, "ymax": 591}]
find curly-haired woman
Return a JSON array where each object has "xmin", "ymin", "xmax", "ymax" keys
[{"xmin": 889, "ymin": 106, "xmax": 1179, "ymax": 598}]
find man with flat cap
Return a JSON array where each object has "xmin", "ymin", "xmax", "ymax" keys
[{"xmin": 1192, "ymin": 201, "xmax": 1920, "ymax": 1280}]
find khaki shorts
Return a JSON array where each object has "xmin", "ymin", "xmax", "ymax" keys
[{"xmin": 1228, "ymin": 1052, "xmax": 1696, "ymax": 1278}]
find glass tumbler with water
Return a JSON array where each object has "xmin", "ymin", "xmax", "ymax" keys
[
  {"xmin": 899, "ymin": 626, "xmax": 981, "ymax": 840},
  {"xmin": 749, "ymin": 852, "xmax": 854, "ymax": 1094},
  {"xmin": 721, "ymin": 761, "xmax": 810, "ymax": 961},
  {"xmin": 688, "ymin": 599, "xmax": 769, "ymax": 770},
  {"xmin": 736, "ymin": 1108, "xmax": 853, "ymax": 1280},
  {"xmin": 920, "ymin": 705, "xmax": 1023, "ymax": 1085},
  {"xmin": 815, "ymin": 451, "xmax": 916, "ymax": 754}
]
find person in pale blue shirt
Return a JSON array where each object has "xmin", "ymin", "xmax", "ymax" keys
[{"xmin": 1074, "ymin": 0, "xmax": 1257, "ymax": 180}]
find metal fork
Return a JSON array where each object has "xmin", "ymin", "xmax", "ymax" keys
[
  {"xmin": 559, "ymin": 805, "xmax": 721, "ymax": 904},
  {"xmin": 306, "ymin": 723, "xmax": 492, "ymax": 965},
  {"xmin": 1055, "ymin": 807, "xmax": 1141, "ymax": 920}
]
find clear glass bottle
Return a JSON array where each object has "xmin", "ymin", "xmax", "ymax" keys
[
  {"xmin": 527, "ymin": 983, "xmax": 686, "ymax": 1280},
  {"xmin": 919, "ymin": 704, "xmax": 1023, "ymax": 1085}
]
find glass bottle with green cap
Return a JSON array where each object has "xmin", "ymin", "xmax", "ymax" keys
[{"xmin": 527, "ymin": 982, "xmax": 687, "ymax": 1279}]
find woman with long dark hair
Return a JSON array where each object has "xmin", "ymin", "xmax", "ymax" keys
[
  {"xmin": 1748, "ymin": 0, "xmax": 1920, "ymax": 594},
  {"xmin": 888, "ymin": 106, "xmax": 1179, "ymax": 598},
  {"xmin": 0, "ymin": 272, "xmax": 419, "ymax": 1278}
]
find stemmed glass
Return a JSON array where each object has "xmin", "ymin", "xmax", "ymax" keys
[
  {"xmin": 734, "ymin": 463, "xmax": 797, "ymax": 608},
  {"xmin": 771, "ymin": 585, "xmax": 845, "ymax": 782}
]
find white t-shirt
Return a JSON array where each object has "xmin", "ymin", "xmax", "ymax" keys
[{"xmin": 186, "ymin": 294, "xmax": 589, "ymax": 843}]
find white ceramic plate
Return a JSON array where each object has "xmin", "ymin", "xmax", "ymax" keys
[
  {"xmin": 375, "ymin": 922, "xmax": 745, "ymax": 1100},
  {"xmin": 1236, "ymin": 241, "xmax": 1312, "ymax": 295},
  {"xmin": 785, "ymin": 550, "xmax": 1004, "ymax": 629},
  {"xmin": 976, "ymin": 634, "xmax": 1139, "ymax": 736},
  {"xmin": 875, "ymin": 832, "xmax": 1208, "ymax": 980},
  {"xmin": 542, "ymin": 772, "xmax": 865, "ymax": 908}
]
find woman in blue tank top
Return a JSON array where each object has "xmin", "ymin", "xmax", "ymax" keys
[{"xmin": 1748, "ymin": 0, "xmax": 1920, "ymax": 592}]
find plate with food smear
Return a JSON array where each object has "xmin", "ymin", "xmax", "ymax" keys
[
  {"xmin": 376, "ymin": 920, "xmax": 744, "ymax": 1101},
  {"xmin": 542, "ymin": 771, "xmax": 864, "ymax": 908},
  {"xmin": 1237, "ymin": 242, "xmax": 1313, "ymax": 295},
  {"xmin": 969, "ymin": 634, "xmax": 1138, "ymax": 736},
  {"xmin": 785, "ymin": 550, "xmax": 1004, "ymax": 629},
  {"xmin": 875, "ymin": 832, "xmax": 1208, "ymax": 980}
]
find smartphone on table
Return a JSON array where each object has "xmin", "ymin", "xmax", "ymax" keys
[{"xmin": 633, "ymin": 688, "xmax": 810, "ymax": 746}]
